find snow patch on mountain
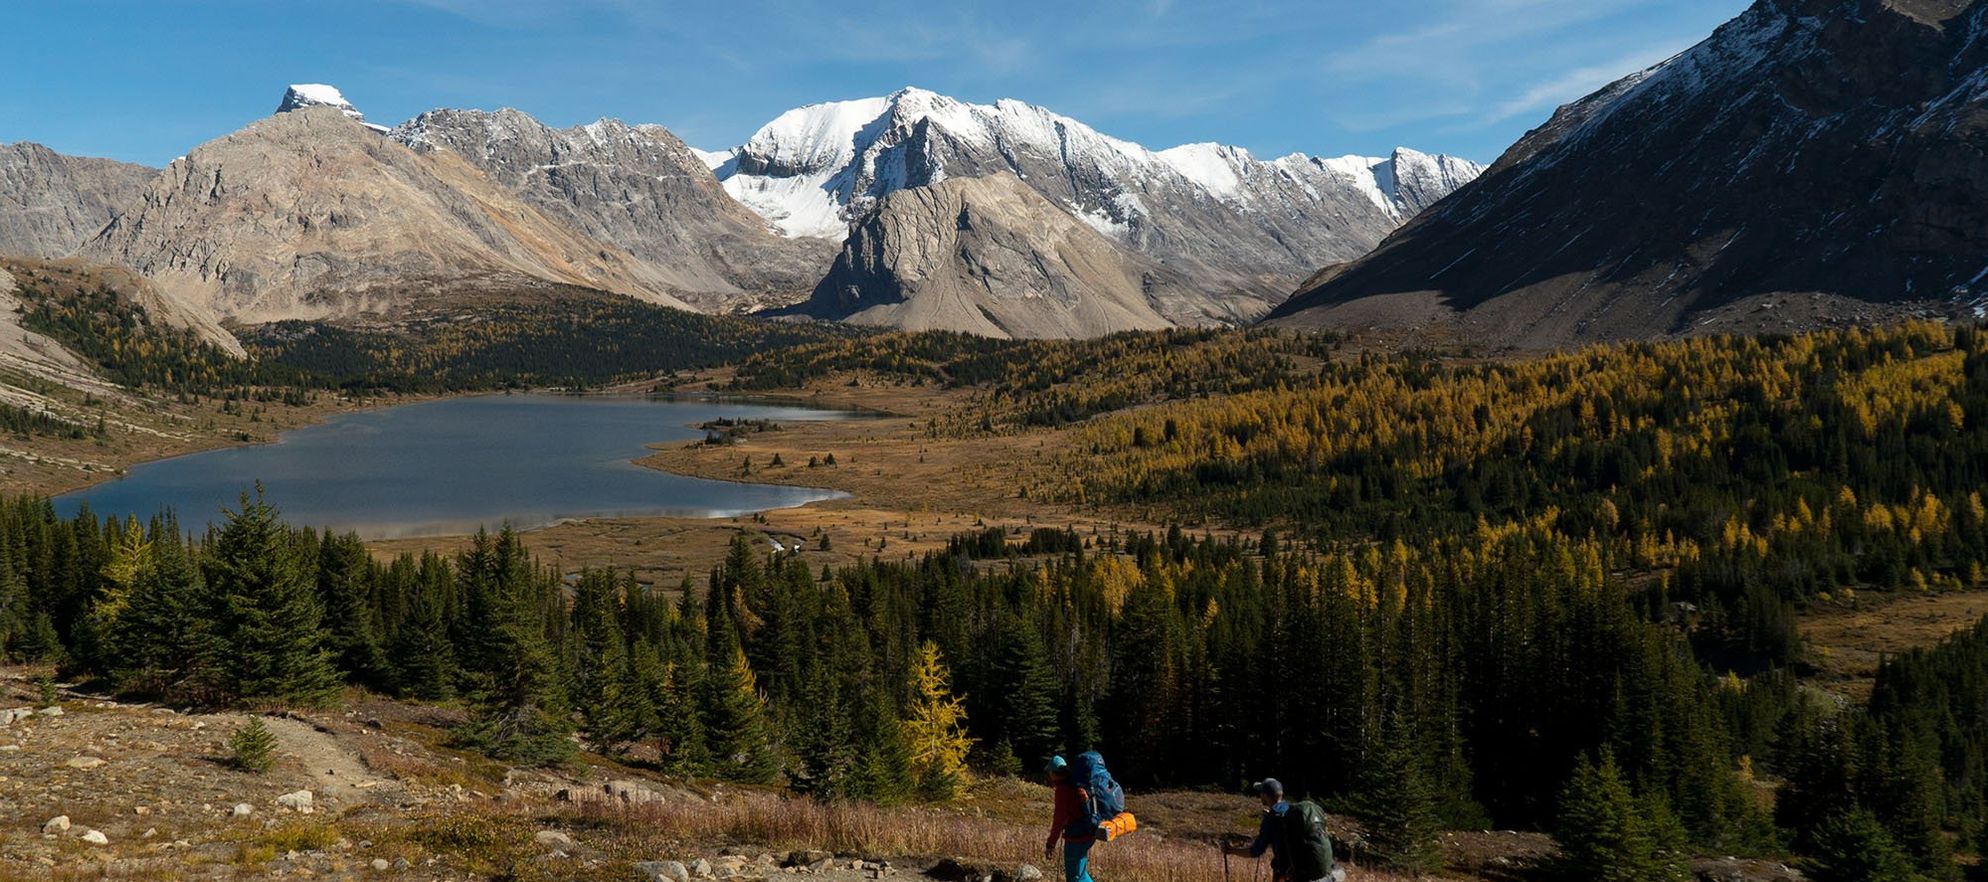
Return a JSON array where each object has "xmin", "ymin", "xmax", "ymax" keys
[
  {"xmin": 276, "ymin": 84, "xmax": 389, "ymax": 133},
  {"xmin": 690, "ymin": 147, "xmax": 735, "ymax": 171},
  {"xmin": 1156, "ymin": 143, "xmax": 1250, "ymax": 202}
]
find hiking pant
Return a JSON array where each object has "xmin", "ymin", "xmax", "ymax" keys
[{"xmin": 1063, "ymin": 839, "xmax": 1094, "ymax": 882}]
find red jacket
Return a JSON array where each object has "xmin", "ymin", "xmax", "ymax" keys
[{"xmin": 1047, "ymin": 781, "xmax": 1095, "ymax": 848}]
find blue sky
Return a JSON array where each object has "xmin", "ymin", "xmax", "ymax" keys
[{"xmin": 2, "ymin": 0, "xmax": 1748, "ymax": 167}]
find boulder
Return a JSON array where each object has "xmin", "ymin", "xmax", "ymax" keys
[
  {"xmin": 926, "ymin": 858, "xmax": 998, "ymax": 882},
  {"xmin": 41, "ymin": 815, "xmax": 69, "ymax": 834},
  {"xmin": 372, "ymin": 858, "xmax": 391, "ymax": 871},
  {"xmin": 1016, "ymin": 865, "xmax": 1043, "ymax": 882},
  {"xmin": 558, "ymin": 780, "xmax": 661, "ymax": 805},
  {"xmin": 232, "ymin": 803, "xmax": 254, "ymax": 818},
  {"xmin": 691, "ymin": 858, "xmax": 715, "ymax": 878},
  {"xmin": 1688, "ymin": 857, "xmax": 1806, "ymax": 882},
  {"xmin": 636, "ymin": 860, "xmax": 691, "ymax": 882},
  {"xmin": 64, "ymin": 756, "xmax": 105, "ymax": 769},
  {"xmin": 81, "ymin": 829, "xmax": 108, "ymax": 846},
  {"xmin": 785, "ymin": 851, "xmax": 833, "ymax": 868},
  {"xmin": 275, "ymin": 790, "xmax": 314, "ymax": 811},
  {"xmin": 534, "ymin": 830, "xmax": 576, "ymax": 850}
]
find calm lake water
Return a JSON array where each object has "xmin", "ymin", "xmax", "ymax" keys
[{"xmin": 54, "ymin": 394, "xmax": 855, "ymax": 538}]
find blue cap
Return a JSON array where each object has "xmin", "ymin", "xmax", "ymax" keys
[
  {"xmin": 1046, "ymin": 755, "xmax": 1069, "ymax": 773},
  {"xmin": 1254, "ymin": 778, "xmax": 1283, "ymax": 797}
]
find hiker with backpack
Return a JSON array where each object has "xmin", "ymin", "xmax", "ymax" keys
[
  {"xmin": 1221, "ymin": 779, "xmax": 1344, "ymax": 882},
  {"xmin": 1044, "ymin": 752, "xmax": 1138, "ymax": 882}
]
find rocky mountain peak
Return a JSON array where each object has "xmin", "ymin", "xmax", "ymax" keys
[
  {"xmin": 1269, "ymin": 0, "xmax": 1988, "ymax": 346},
  {"xmin": 709, "ymin": 88, "xmax": 1482, "ymax": 322},
  {"xmin": 276, "ymin": 84, "xmax": 387, "ymax": 132}
]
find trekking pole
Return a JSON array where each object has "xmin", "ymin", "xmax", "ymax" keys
[{"xmin": 1221, "ymin": 847, "xmax": 1230, "ymax": 882}]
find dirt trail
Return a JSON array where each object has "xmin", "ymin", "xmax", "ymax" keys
[{"xmin": 227, "ymin": 712, "xmax": 399, "ymax": 805}]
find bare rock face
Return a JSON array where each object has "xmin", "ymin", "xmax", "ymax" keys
[
  {"xmin": 1270, "ymin": 0, "xmax": 1988, "ymax": 347},
  {"xmin": 716, "ymin": 88, "xmax": 1483, "ymax": 323},
  {"xmin": 391, "ymin": 109, "xmax": 833, "ymax": 313},
  {"xmin": 79, "ymin": 106, "xmax": 693, "ymax": 323},
  {"xmin": 793, "ymin": 173, "xmax": 1175, "ymax": 339},
  {"xmin": 0, "ymin": 142, "xmax": 154, "ymax": 258}
]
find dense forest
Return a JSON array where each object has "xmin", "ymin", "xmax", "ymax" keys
[
  {"xmin": 14, "ymin": 280, "xmax": 312, "ymax": 398},
  {"xmin": 14, "ymin": 279, "xmax": 862, "ymax": 398},
  {"xmin": 1021, "ymin": 323, "xmax": 1988, "ymax": 672},
  {"xmin": 726, "ymin": 328, "xmax": 1335, "ymax": 427},
  {"xmin": 242, "ymin": 290, "xmax": 858, "ymax": 392}
]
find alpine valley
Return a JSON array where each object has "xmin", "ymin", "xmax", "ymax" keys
[{"xmin": 8, "ymin": 2, "xmax": 1988, "ymax": 882}]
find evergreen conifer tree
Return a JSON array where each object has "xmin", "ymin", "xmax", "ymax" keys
[
  {"xmin": 790, "ymin": 665, "xmax": 855, "ymax": 798},
  {"xmin": 850, "ymin": 682, "xmax": 916, "ymax": 804},
  {"xmin": 316, "ymin": 532, "xmax": 389, "ymax": 689},
  {"xmin": 643, "ymin": 647, "xmax": 710, "ymax": 775},
  {"xmin": 386, "ymin": 557, "xmax": 454, "ymax": 700},
  {"xmin": 1361, "ymin": 726, "xmax": 1444, "ymax": 875},
  {"xmin": 1553, "ymin": 752, "xmax": 1686, "ymax": 882},
  {"xmin": 702, "ymin": 637, "xmax": 777, "ymax": 782},
  {"xmin": 570, "ymin": 570, "xmax": 641, "ymax": 754},
  {"xmin": 1806, "ymin": 808, "xmax": 1920, "ymax": 882},
  {"xmin": 455, "ymin": 529, "xmax": 572, "ymax": 765},
  {"xmin": 986, "ymin": 615, "xmax": 1060, "ymax": 770},
  {"xmin": 108, "ymin": 527, "xmax": 211, "ymax": 700},
  {"xmin": 199, "ymin": 490, "xmax": 339, "ymax": 706}
]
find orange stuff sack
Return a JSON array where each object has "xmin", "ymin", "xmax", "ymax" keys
[{"xmin": 1096, "ymin": 812, "xmax": 1138, "ymax": 842}]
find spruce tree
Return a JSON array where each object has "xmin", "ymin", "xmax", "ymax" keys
[
  {"xmin": 386, "ymin": 558, "xmax": 454, "ymax": 700},
  {"xmin": 986, "ymin": 615, "xmax": 1060, "ymax": 770},
  {"xmin": 229, "ymin": 716, "xmax": 278, "ymax": 774},
  {"xmin": 316, "ymin": 532, "xmax": 388, "ymax": 689},
  {"xmin": 107, "ymin": 527, "xmax": 211, "ymax": 700},
  {"xmin": 199, "ymin": 491, "xmax": 339, "ymax": 706},
  {"xmin": 850, "ymin": 682, "xmax": 916, "ymax": 804},
  {"xmin": 570, "ymin": 570, "xmax": 641, "ymax": 754},
  {"xmin": 702, "ymin": 639, "xmax": 777, "ymax": 782},
  {"xmin": 643, "ymin": 647, "xmax": 709, "ymax": 776},
  {"xmin": 1553, "ymin": 752, "xmax": 1685, "ymax": 882},
  {"xmin": 790, "ymin": 665, "xmax": 855, "ymax": 798},
  {"xmin": 1361, "ymin": 729, "xmax": 1444, "ymax": 875},
  {"xmin": 1805, "ymin": 808, "xmax": 1919, "ymax": 882},
  {"xmin": 455, "ymin": 529, "xmax": 572, "ymax": 766}
]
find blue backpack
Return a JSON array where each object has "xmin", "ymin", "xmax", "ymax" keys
[{"xmin": 1073, "ymin": 751, "xmax": 1126, "ymax": 831}]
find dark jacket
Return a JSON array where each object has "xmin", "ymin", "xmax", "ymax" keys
[{"xmin": 1247, "ymin": 801, "xmax": 1291, "ymax": 874}]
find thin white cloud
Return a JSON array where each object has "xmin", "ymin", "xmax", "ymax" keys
[
  {"xmin": 1480, "ymin": 43, "xmax": 1688, "ymax": 124},
  {"xmin": 1322, "ymin": 0, "xmax": 1635, "ymax": 78}
]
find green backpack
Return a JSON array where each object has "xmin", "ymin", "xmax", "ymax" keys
[{"xmin": 1279, "ymin": 800, "xmax": 1337, "ymax": 882}]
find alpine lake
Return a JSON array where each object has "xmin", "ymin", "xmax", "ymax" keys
[{"xmin": 55, "ymin": 394, "xmax": 855, "ymax": 538}]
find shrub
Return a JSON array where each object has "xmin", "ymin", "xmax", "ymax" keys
[{"xmin": 231, "ymin": 717, "xmax": 279, "ymax": 774}]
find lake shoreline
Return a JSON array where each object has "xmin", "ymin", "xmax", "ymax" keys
[{"xmin": 52, "ymin": 394, "xmax": 859, "ymax": 540}]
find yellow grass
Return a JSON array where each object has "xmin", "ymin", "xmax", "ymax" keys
[{"xmin": 589, "ymin": 790, "xmax": 1415, "ymax": 882}]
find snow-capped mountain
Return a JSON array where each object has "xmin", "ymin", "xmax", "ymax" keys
[
  {"xmin": 1271, "ymin": 0, "xmax": 1988, "ymax": 346},
  {"xmin": 276, "ymin": 84, "xmax": 389, "ymax": 133},
  {"xmin": 711, "ymin": 88, "xmax": 1483, "ymax": 322}
]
